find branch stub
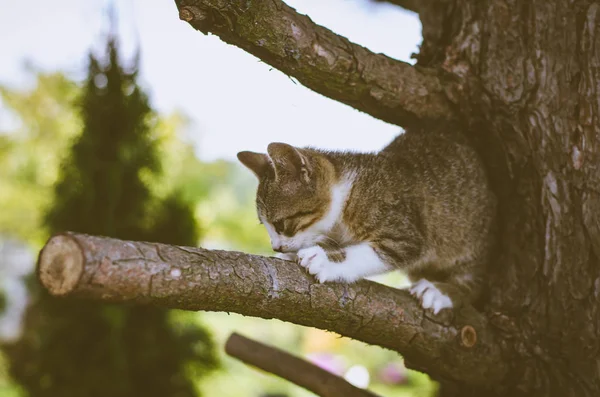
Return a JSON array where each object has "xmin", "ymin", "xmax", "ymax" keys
[
  {"xmin": 460, "ymin": 325, "xmax": 477, "ymax": 348},
  {"xmin": 179, "ymin": 6, "xmax": 208, "ymax": 23},
  {"xmin": 179, "ymin": 7, "xmax": 194, "ymax": 22}
]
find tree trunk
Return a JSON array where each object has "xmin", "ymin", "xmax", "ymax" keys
[{"xmin": 417, "ymin": 1, "xmax": 600, "ymax": 396}]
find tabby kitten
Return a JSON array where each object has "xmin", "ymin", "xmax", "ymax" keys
[{"xmin": 237, "ymin": 130, "xmax": 496, "ymax": 314}]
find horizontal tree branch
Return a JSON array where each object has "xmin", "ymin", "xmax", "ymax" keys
[
  {"xmin": 38, "ymin": 232, "xmax": 507, "ymax": 386},
  {"xmin": 225, "ymin": 332, "xmax": 380, "ymax": 397},
  {"xmin": 173, "ymin": 0, "xmax": 455, "ymax": 128}
]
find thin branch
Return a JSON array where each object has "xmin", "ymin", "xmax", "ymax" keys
[
  {"xmin": 174, "ymin": 0, "xmax": 455, "ymax": 128},
  {"xmin": 225, "ymin": 332, "xmax": 380, "ymax": 397},
  {"xmin": 38, "ymin": 232, "xmax": 507, "ymax": 386}
]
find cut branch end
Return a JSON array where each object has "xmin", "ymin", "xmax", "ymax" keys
[{"xmin": 38, "ymin": 234, "xmax": 84, "ymax": 296}]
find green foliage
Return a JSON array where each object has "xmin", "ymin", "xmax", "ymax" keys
[
  {"xmin": 2, "ymin": 37, "xmax": 218, "ymax": 397},
  {"xmin": 147, "ymin": 190, "xmax": 201, "ymax": 246},
  {"xmin": 0, "ymin": 292, "xmax": 5, "ymax": 315},
  {"xmin": 3, "ymin": 295, "xmax": 220, "ymax": 397},
  {"xmin": 0, "ymin": 73, "xmax": 81, "ymax": 245},
  {"xmin": 194, "ymin": 160, "xmax": 271, "ymax": 254}
]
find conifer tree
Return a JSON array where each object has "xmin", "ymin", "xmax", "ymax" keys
[{"xmin": 4, "ymin": 35, "xmax": 217, "ymax": 397}]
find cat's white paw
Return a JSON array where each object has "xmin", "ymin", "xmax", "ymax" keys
[
  {"xmin": 422, "ymin": 288, "xmax": 452, "ymax": 314},
  {"xmin": 409, "ymin": 279, "xmax": 433, "ymax": 298},
  {"xmin": 275, "ymin": 252, "xmax": 297, "ymax": 261},
  {"xmin": 297, "ymin": 246, "xmax": 337, "ymax": 283},
  {"xmin": 410, "ymin": 279, "xmax": 453, "ymax": 315},
  {"xmin": 297, "ymin": 246, "xmax": 329, "ymax": 275}
]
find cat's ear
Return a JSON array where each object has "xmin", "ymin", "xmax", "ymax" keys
[
  {"xmin": 237, "ymin": 151, "xmax": 274, "ymax": 179},
  {"xmin": 267, "ymin": 142, "xmax": 310, "ymax": 182}
]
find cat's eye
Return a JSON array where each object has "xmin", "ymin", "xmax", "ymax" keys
[
  {"xmin": 270, "ymin": 210, "xmax": 319, "ymax": 235},
  {"xmin": 272, "ymin": 220, "xmax": 285, "ymax": 234}
]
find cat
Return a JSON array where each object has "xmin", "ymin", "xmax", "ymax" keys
[{"xmin": 237, "ymin": 129, "xmax": 496, "ymax": 314}]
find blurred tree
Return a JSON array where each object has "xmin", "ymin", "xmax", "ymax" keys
[
  {"xmin": 2, "ymin": 35, "xmax": 218, "ymax": 397},
  {"xmin": 0, "ymin": 73, "xmax": 80, "ymax": 245},
  {"xmin": 0, "ymin": 74, "xmax": 271, "ymax": 254}
]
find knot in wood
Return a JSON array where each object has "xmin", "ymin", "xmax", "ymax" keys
[
  {"xmin": 460, "ymin": 325, "xmax": 477, "ymax": 348},
  {"xmin": 179, "ymin": 7, "xmax": 194, "ymax": 22},
  {"xmin": 179, "ymin": 6, "xmax": 207, "ymax": 23}
]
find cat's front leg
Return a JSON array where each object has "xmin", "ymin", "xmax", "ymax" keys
[{"xmin": 297, "ymin": 243, "xmax": 391, "ymax": 283}]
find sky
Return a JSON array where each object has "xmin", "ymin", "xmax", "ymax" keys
[{"xmin": 0, "ymin": 0, "xmax": 421, "ymax": 161}]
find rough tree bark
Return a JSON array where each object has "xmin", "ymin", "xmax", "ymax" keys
[{"xmin": 38, "ymin": 0, "xmax": 600, "ymax": 396}]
